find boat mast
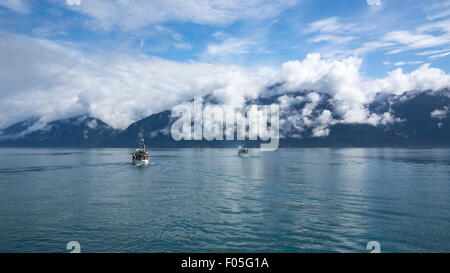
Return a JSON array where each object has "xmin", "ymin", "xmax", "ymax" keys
[{"xmin": 140, "ymin": 138, "xmax": 146, "ymax": 153}]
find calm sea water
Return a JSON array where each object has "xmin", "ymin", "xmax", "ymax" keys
[{"xmin": 0, "ymin": 148, "xmax": 449, "ymax": 253}]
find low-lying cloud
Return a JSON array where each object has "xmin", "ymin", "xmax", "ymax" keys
[{"xmin": 1, "ymin": 34, "xmax": 449, "ymax": 137}]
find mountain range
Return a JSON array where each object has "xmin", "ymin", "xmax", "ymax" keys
[{"xmin": 1, "ymin": 89, "xmax": 449, "ymax": 148}]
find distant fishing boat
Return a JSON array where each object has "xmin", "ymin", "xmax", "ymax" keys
[
  {"xmin": 132, "ymin": 138, "xmax": 149, "ymax": 165},
  {"xmin": 238, "ymin": 147, "xmax": 249, "ymax": 157}
]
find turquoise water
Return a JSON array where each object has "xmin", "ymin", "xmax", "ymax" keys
[{"xmin": 0, "ymin": 148, "xmax": 449, "ymax": 253}]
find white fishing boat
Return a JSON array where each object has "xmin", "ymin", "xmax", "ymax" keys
[
  {"xmin": 238, "ymin": 147, "xmax": 249, "ymax": 157},
  {"xmin": 132, "ymin": 138, "xmax": 149, "ymax": 165}
]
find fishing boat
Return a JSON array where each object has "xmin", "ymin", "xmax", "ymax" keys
[
  {"xmin": 132, "ymin": 138, "xmax": 149, "ymax": 165},
  {"xmin": 238, "ymin": 147, "xmax": 249, "ymax": 157}
]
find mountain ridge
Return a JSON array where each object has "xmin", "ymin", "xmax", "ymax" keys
[{"xmin": 1, "ymin": 89, "xmax": 449, "ymax": 148}]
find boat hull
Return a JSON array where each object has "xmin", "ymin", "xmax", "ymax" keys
[
  {"xmin": 238, "ymin": 152, "xmax": 249, "ymax": 157},
  {"xmin": 132, "ymin": 159, "xmax": 149, "ymax": 166}
]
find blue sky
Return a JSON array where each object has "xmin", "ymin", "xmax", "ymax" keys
[
  {"xmin": 1, "ymin": 0, "xmax": 449, "ymax": 76},
  {"xmin": 0, "ymin": 0, "xmax": 449, "ymax": 129}
]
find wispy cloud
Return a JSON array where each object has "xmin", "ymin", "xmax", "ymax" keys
[
  {"xmin": 430, "ymin": 51, "xmax": 450, "ymax": 59},
  {"xmin": 308, "ymin": 34, "xmax": 355, "ymax": 44},
  {"xmin": 60, "ymin": 0, "xmax": 300, "ymax": 30},
  {"xmin": 201, "ymin": 31, "xmax": 272, "ymax": 63},
  {"xmin": 0, "ymin": 0, "xmax": 29, "ymax": 14},
  {"xmin": 366, "ymin": 0, "xmax": 382, "ymax": 6},
  {"xmin": 425, "ymin": 0, "xmax": 450, "ymax": 20},
  {"xmin": 393, "ymin": 61, "xmax": 424, "ymax": 67},
  {"xmin": 416, "ymin": 48, "xmax": 450, "ymax": 56},
  {"xmin": 427, "ymin": 9, "xmax": 450, "ymax": 20},
  {"xmin": 383, "ymin": 30, "xmax": 449, "ymax": 52},
  {"xmin": 206, "ymin": 39, "xmax": 257, "ymax": 55},
  {"xmin": 355, "ymin": 41, "xmax": 394, "ymax": 55},
  {"xmin": 66, "ymin": 0, "xmax": 81, "ymax": 6},
  {"xmin": 306, "ymin": 17, "xmax": 355, "ymax": 34},
  {"xmin": 381, "ymin": 16, "xmax": 450, "ymax": 54},
  {"xmin": 303, "ymin": 4, "xmax": 450, "ymax": 61},
  {"xmin": 155, "ymin": 26, "xmax": 192, "ymax": 50}
]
